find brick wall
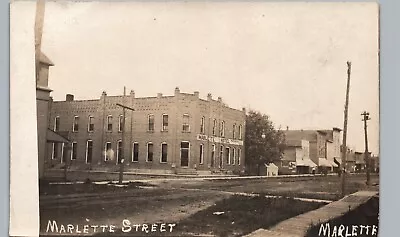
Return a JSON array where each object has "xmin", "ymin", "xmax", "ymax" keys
[{"xmin": 48, "ymin": 88, "xmax": 246, "ymax": 174}]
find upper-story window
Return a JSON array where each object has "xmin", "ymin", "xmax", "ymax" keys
[
  {"xmin": 182, "ymin": 114, "xmax": 190, "ymax": 132},
  {"xmin": 232, "ymin": 124, "xmax": 236, "ymax": 139},
  {"xmin": 73, "ymin": 116, "xmax": 79, "ymax": 132},
  {"xmin": 200, "ymin": 116, "xmax": 205, "ymax": 134},
  {"xmin": 238, "ymin": 124, "xmax": 243, "ymax": 140},
  {"xmin": 148, "ymin": 114, "xmax": 155, "ymax": 132},
  {"xmin": 162, "ymin": 114, "xmax": 169, "ymax": 131},
  {"xmin": 107, "ymin": 115, "xmax": 113, "ymax": 132},
  {"xmin": 212, "ymin": 119, "xmax": 217, "ymax": 136},
  {"xmin": 54, "ymin": 116, "xmax": 60, "ymax": 132},
  {"xmin": 88, "ymin": 116, "xmax": 94, "ymax": 132},
  {"xmin": 118, "ymin": 115, "xmax": 124, "ymax": 132},
  {"xmin": 220, "ymin": 120, "xmax": 225, "ymax": 137}
]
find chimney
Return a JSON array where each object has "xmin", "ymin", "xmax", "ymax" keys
[
  {"xmin": 66, "ymin": 94, "xmax": 74, "ymax": 101},
  {"xmin": 130, "ymin": 90, "xmax": 135, "ymax": 98},
  {"xmin": 194, "ymin": 91, "xmax": 199, "ymax": 98},
  {"xmin": 174, "ymin": 87, "xmax": 180, "ymax": 96},
  {"xmin": 207, "ymin": 93, "xmax": 212, "ymax": 101},
  {"xmin": 157, "ymin": 93, "xmax": 163, "ymax": 98},
  {"xmin": 217, "ymin": 97, "xmax": 222, "ymax": 103}
]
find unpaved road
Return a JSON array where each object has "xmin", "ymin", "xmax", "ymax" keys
[{"xmin": 40, "ymin": 174, "xmax": 378, "ymax": 235}]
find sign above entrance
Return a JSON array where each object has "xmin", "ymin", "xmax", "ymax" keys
[{"xmin": 196, "ymin": 134, "xmax": 244, "ymax": 146}]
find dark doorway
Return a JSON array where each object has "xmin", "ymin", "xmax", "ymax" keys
[{"xmin": 180, "ymin": 142, "xmax": 189, "ymax": 167}]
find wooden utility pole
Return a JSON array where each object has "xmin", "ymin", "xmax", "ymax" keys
[
  {"xmin": 361, "ymin": 111, "xmax": 371, "ymax": 186},
  {"xmin": 116, "ymin": 87, "xmax": 134, "ymax": 184},
  {"xmin": 341, "ymin": 61, "xmax": 352, "ymax": 197}
]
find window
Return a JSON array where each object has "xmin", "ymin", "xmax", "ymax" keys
[
  {"xmin": 61, "ymin": 143, "xmax": 65, "ymax": 163},
  {"xmin": 232, "ymin": 124, "xmax": 236, "ymax": 139},
  {"xmin": 219, "ymin": 145, "xmax": 224, "ymax": 168},
  {"xmin": 71, "ymin": 142, "xmax": 77, "ymax": 160},
  {"xmin": 161, "ymin": 143, "xmax": 168, "ymax": 163},
  {"xmin": 88, "ymin": 116, "xmax": 94, "ymax": 132},
  {"xmin": 225, "ymin": 147, "xmax": 230, "ymax": 165},
  {"xmin": 147, "ymin": 143, "xmax": 154, "ymax": 162},
  {"xmin": 107, "ymin": 115, "xmax": 113, "ymax": 131},
  {"xmin": 54, "ymin": 116, "xmax": 60, "ymax": 132},
  {"xmin": 212, "ymin": 119, "xmax": 217, "ymax": 136},
  {"xmin": 199, "ymin": 144, "xmax": 204, "ymax": 164},
  {"xmin": 182, "ymin": 114, "xmax": 190, "ymax": 132},
  {"xmin": 52, "ymin": 143, "xmax": 58, "ymax": 159},
  {"xmin": 119, "ymin": 115, "xmax": 124, "ymax": 132},
  {"xmin": 148, "ymin": 114, "xmax": 155, "ymax": 131},
  {"xmin": 104, "ymin": 142, "xmax": 112, "ymax": 161},
  {"xmin": 239, "ymin": 125, "xmax": 243, "ymax": 140},
  {"xmin": 232, "ymin": 148, "xmax": 236, "ymax": 165},
  {"xmin": 200, "ymin": 116, "xmax": 205, "ymax": 134},
  {"xmin": 238, "ymin": 148, "xmax": 241, "ymax": 165},
  {"xmin": 86, "ymin": 140, "xmax": 93, "ymax": 164},
  {"xmin": 162, "ymin": 114, "xmax": 168, "ymax": 131},
  {"xmin": 73, "ymin": 116, "xmax": 79, "ymax": 132},
  {"xmin": 220, "ymin": 121, "xmax": 225, "ymax": 137},
  {"xmin": 211, "ymin": 144, "xmax": 216, "ymax": 167},
  {"xmin": 117, "ymin": 140, "xmax": 123, "ymax": 164},
  {"xmin": 132, "ymin": 142, "xmax": 139, "ymax": 162}
]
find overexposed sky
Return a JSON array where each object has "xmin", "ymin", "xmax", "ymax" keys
[{"xmin": 41, "ymin": 1, "xmax": 379, "ymax": 154}]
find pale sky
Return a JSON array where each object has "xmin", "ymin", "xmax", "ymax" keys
[{"xmin": 41, "ymin": 1, "xmax": 379, "ymax": 155}]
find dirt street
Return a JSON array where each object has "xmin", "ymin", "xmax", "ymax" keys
[{"xmin": 40, "ymin": 174, "xmax": 379, "ymax": 236}]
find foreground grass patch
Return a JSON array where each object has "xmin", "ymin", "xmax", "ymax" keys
[
  {"xmin": 174, "ymin": 195, "xmax": 325, "ymax": 237},
  {"xmin": 306, "ymin": 196, "xmax": 379, "ymax": 237}
]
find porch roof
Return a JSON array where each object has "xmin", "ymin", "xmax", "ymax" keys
[{"xmin": 47, "ymin": 129, "xmax": 70, "ymax": 143}]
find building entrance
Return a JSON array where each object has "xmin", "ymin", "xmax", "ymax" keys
[{"xmin": 180, "ymin": 142, "xmax": 189, "ymax": 167}]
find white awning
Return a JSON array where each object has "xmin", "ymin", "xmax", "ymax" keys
[
  {"xmin": 328, "ymin": 159, "xmax": 338, "ymax": 167},
  {"xmin": 318, "ymin": 158, "xmax": 333, "ymax": 167},
  {"xmin": 297, "ymin": 158, "xmax": 317, "ymax": 168},
  {"xmin": 334, "ymin": 158, "xmax": 342, "ymax": 165}
]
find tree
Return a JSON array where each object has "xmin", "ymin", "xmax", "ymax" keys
[{"xmin": 245, "ymin": 110, "xmax": 286, "ymax": 175}]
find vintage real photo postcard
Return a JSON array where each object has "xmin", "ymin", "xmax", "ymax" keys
[{"xmin": 10, "ymin": 1, "xmax": 379, "ymax": 236}]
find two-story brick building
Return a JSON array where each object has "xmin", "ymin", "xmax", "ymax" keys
[{"xmin": 47, "ymin": 88, "xmax": 246, "ymax": 175}]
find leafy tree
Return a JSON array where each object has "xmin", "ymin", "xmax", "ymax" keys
[{"xmin": 244, "ymin": 110, "xmax": 286, "ymax": 175}]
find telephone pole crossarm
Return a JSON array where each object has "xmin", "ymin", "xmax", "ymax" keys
[{"xmin": 116, "ymin": 103, "xmax": 135, "ymax": 111}]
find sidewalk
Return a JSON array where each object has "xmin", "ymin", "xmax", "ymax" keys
[
  {"xmin": 244, "ymin": 190, "xmax": 378, "ymax": 237},
  {"xmin": 44, "ymin": 169, "xmax": 343, "ymax": 184}
]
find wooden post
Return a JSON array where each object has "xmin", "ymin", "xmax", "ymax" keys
[
  {"xmin": 118, "ymin": 87, "xmax": 126, "ymax": 184},
  {"xmin": 361, "ymin": 111, "xmax": 371, "ymax": 186},
  {"xmin": 341, "ymin": 61, "xmax": 351, "ymax": 197},
  {"xmin": 35, "ymin": 0, "xmax": 45, "ymax": 81}
]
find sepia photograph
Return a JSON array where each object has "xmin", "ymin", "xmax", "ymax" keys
[{"xmin": 10, "ymin": 1, "xmax": 379, "ymax": 236}]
